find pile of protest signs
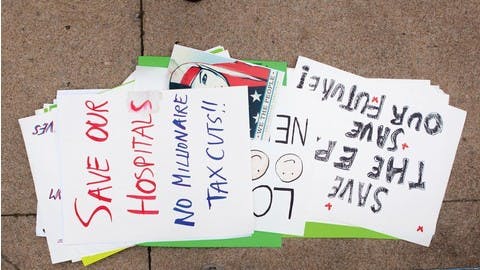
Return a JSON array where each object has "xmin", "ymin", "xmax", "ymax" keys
[{"xmin": 19, "ymin": 45, "xmax": 466, "ymax": 265}]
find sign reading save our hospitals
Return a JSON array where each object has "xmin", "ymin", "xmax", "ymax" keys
[{"xmin": 56, "ymin": 86, "xmax": 254, "ymax": 244}]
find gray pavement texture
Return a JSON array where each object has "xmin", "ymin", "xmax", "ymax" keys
[{"xmin": 2, "ymin": 0, "xmax": 479, "ymax": 269}]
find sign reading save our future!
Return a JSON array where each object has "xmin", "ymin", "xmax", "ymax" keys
[
  {"xmin": 56, "ymin": 86, "xmax": 254, "ymax": 244},
  {"xmin": 18, "ymin": 45, "xmax": 467, "ymax": 265}
]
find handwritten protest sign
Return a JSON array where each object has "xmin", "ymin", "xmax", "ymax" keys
[
  {"xmin": 249, "ymin": 88, "xmax": 316, "ymax": 235},
  {"xmin": 254, "ymin": 87, "xmax": 399, "ymax": 238},
  {"xmin": 132, "ymin": 56, "xmax": 286, "ymax": 248},
  {"xmin": 291, "ymin": 57, "xmax": 466, "ymax": 246},
  {"xmin": 57, "ymin": 86, "xmax": 254, "ymax": 244}
]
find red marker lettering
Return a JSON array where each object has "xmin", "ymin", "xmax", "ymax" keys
[
  {"xmin": 78, "ymin": 155, "xmax": 113, "ymax": 226},
  {"xmin": 78, "ymin": 100, "xmax": 112, "ymax": 227},
  {"xmin": 87, "ymin": 156, "xmax": 110, "ymax": 172},
  {"xmin": 74, "ymin": 198, "xmax": 112, "ymax": 227},
  {"xmin": 126, "ymin": 194, "xmax": 159, "ymax": 215},
  {"xmin": 85, "ymin": 100, "xmax": 109, "ymax": 112},
  {"xmin": 127, "ymin": 99, "xmax": 158, "ymax": 215},
  {"xmin": 130, "ymin": 100, "xmax": 152, "ymax": 112},
  {"xmin": 88, "ymin": 186, "xmax": 113, "ymax": 203},
  {"xmin": 85, "ymin": 100, "xmax": 109, "ymax": 142}
]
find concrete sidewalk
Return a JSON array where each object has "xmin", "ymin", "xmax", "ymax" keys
[{"xmin": 2, "ymin": 1, "xmax": 479, "ymax": 269}]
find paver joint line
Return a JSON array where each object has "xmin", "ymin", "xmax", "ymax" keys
[
  {"xmin": 140, "ymin": 0, "xmax": 144, "ymax": 56},
  {"xmin": 2, "ymin": 254, "xmax": 21, "ymax": 270},
  {"xmin": 148, "ymin": 247, "xmax": 152, "ymax": 270},
  {"xmin": 1, "ymin": 213, "xmax": 36, "ymax": 217}
]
